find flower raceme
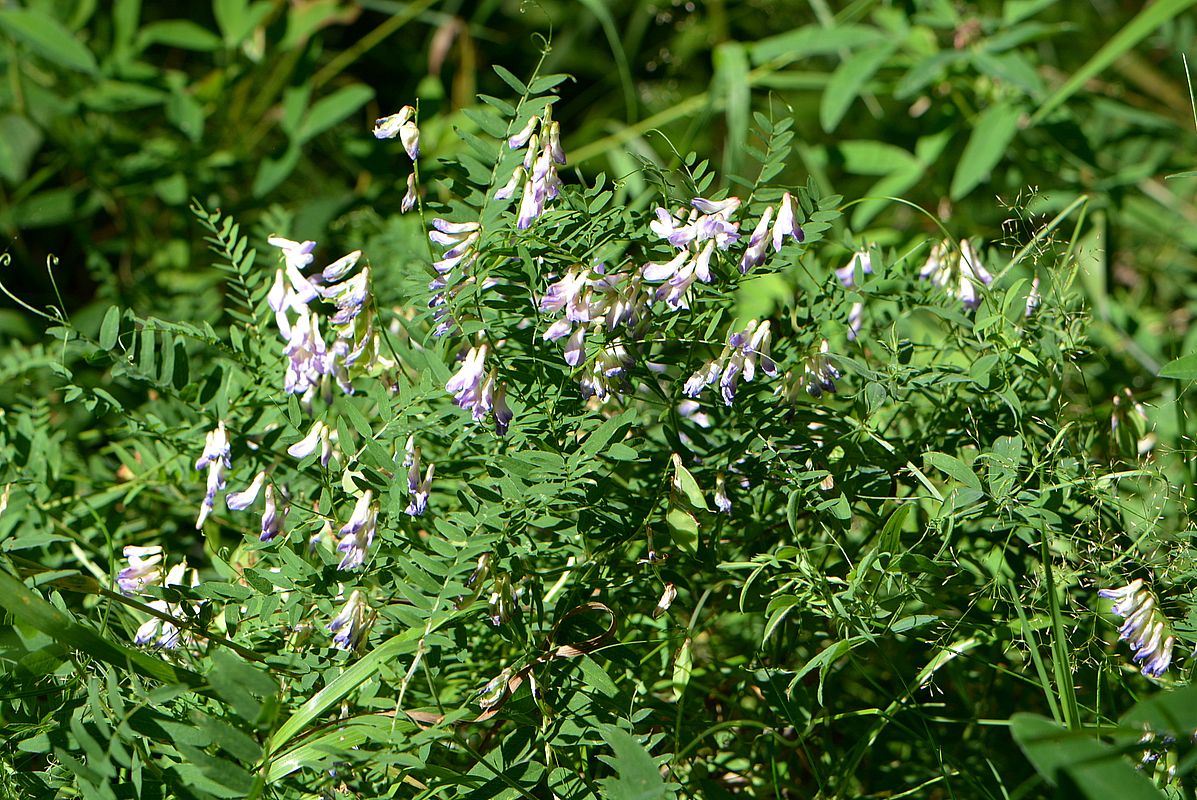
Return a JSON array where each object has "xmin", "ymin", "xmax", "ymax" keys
[
  {"xmin": 918, "ymin": 239, "xmax": 993, "ymax": 310},
  {"xmin": 117, "ymin": 545, "xmax": 163, "ymax": 595},
  {"xmin": 445, "ymin": 343, "xmax": 512, "ymax": 435},
  {"xmin": 1098, "ymin": 579, "xmax": 1176, "ymax": 678},
  {"xmin": 684, "ymin": 319, "xmax": 778, "ymax": 406},
  {"xmin": 336, "ymin": 490, "xmax": 378, "ymax": 571},
  {"xmin": 739, "ymin": 192, "xmax": 804, "ymax": 274},
  {"xmin": 642, "ymin": 196, "xmax": 742, "ymax": 310},
  {"xmin": 496, "ymin": 106, "xmax": 565, "ymax": 228},
  {"xmin": 267, "ymin": 236, "xmax": 393, "ymax": 405},
  {"xmin": 194, "ymin": 421, "xmax": 230, "ymax": 529},
  {"xmin": 327, "ymin": 589, "xmax": 374, "ymax": 651}
]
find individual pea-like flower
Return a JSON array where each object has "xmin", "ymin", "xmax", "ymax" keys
[
  {"xmin": 713, "ymin": 473, "xmax": 731, "ymax": 515},
  {"xmin": 195, "ymin": 421, "xmax": 231, "ymax": 529},
  {"xmin": 801, "ymin": 340, "xmax": 841, "ymax": 399},
  {"xmin": 402, "ymin": 173, "xmax": 417, "ymax": 213},
  {"xmin": 260, "ymin": 483, "xmax": 288, "ymax": 542},
  {"xmin": 374, "ymin": 105, "xmax": 419, "ymax": 160},
  {"xmin": 404, "ymin": 436, "xmax": 435, "ymax": 516},
  {"xmin": 652, "ymin": 583, "xmax": 678, "ymax": 619},
  {"xmin": 1098, "ymin": 579, "xmax": 1176, "ymax": 678},
  {"xmin": 1025, "ymin": 276, "xmax": 1041, "ymax": 317},
  {"xmin": 225, "ymin": 471, "xmax": 266, "ymax": 511},
  {"xmin": 771, "ymin": 191, "xmax": 803, "ymax": 252},
  {"xmin": 684, "ymin": 320, "xmax": 778, "ymax": 405},
  {"xmin": 918, "ymin": 238, "xmax": 993, "ymax": 311},
  {"xmin": 267, "ymin": 236, "xmax": 319, "ymax": 305},
  {"xmin": 336, "ymin": 490, "xmax": 378, "ymax": 570},
  {"xmin": 288, "ymin": 420, "xmax": 333, "ymax": 466},
  {"xmin": 117, "ymin": 545, "xmax": 163, "ymax": 595},
  {"xmin": 739, "ymin": 206, "xmax": 774, "ymax": 273},
  {"xmin": 327, "ymin": 589, "xmax": 374, "ymax": 651}
]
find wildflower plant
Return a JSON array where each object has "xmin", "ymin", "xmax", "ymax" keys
[{"xmin": 2, "ymin": 49, "xmax": 1195, "ymax": 800}]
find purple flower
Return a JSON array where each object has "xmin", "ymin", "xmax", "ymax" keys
[
  {"xmin": 919, "ymin": 239, "xmax": 992, "ymax": 311},
  {"xmin": 500, "ymin": 112, "xmax": 564, "ymax": 228},
  {"xmin": 283, "ymin": 310, "xmax": 328, "ymax": 396},
  {"xmin": 336, "ymin": 490, "xmax": 377, "ymax": 570},
  {"xmin": 802, "ymin": 340, "xmax": 841, "ymax": 398},
  {"xmin": 321, "ymin": 250, "xmax": 362, "ymax": 282},
  {"xmin": 374, "ymin": 105, "xmax": 419, "ymax": 160},
  {"xmin": 225, "ymin": 471, "xmax": 267, "ymax": 511},
  {"xmin": 739, "ymin": 207, "xmax": 774, "ymax": 273},
  {"xmin": 260, "ymin": 483, "xmax": 287, "ymax": 541},
  {"xmin": 328, "ymin": 589, "xmax": 373, "ymax": 651},
  {"xmin": 772, "ymin": 192, "xmax": 803, "ymax": 251},
  {"xmin": 836, "ymin": 250, "xmax": 873, "ymax": 287},
  {"xmin": 267, "ymin": 236, "xmax": 319, "ymax": 304},
  {"xmin": 1025, "ymin": 276, "xmax": 1041, "ymax": 317},
  {"xmin": 117, "ymin": 545, "xmax": 163, "ymax": 595},
  {"xmin": 402, "ymin": 174, "xmax": 417, "ymax": 213},
  {"xmin": 288, "ymin": 420, "xmax": 332, "ymax": 466},
  {"xmin": 195, "ymin": 421, "xmax": 231, "ymax": 529},
  {"xmin": 404, "ymin": 436, "xmax": 435, "ymax": 516},
  {"xmin": 684, "ymin": 320, "xmax": 777, "ymax": 405},
  {"xmin": 714, "ymin": 474, "xmax": 731, "ymax": 515}
]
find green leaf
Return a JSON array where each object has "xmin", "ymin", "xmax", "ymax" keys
[
  {"xmin": 0, "ymin": 9, "xmax": 98, "ymax": 73},
  {"xmin": 252, "ymin": 143, "xmax": 300, "ymax": 197},
  {"xmin": 820, "ymin": 44, "xmax": 896, "ymax": 133},
  {"xmin": 492, "ymin": 65, "xmax": 528, "ymax": 95},
  {"xmin": 1010, "ymin": 713, "xmax": 1165, "ymax": 798},
  {"xmin": 99, "ymin": 306, "xmax": 121, "ymax": 350},
  {"xmin": 295, "ymin": 84, "xmax": 375, "ymax": 143},
  {"xmin": 137, "ymin": 20, "xmax": 223, "ymax": 52},
  {"xmin": 950, "ymin": 102, "xmax": 1022, "ymax": 200},
  {"xmin": 1159, "ymin": 352, "xmax": 1197, "ymax": 380},
  {"xmin": 750, "ymin": 24, "xmax": 885, "ymax": 65},
  {"xmin": 923, "ymin": 452, "xmax": 983, "ymax": 492},
  {"xmin": 597, "ymin": 724, "xmax": 672, "ymax": 800},
  {"xmin": 0, "ymin": 114, "xmax": 43, "ymax": 185}
]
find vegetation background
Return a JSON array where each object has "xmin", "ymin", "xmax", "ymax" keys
[{"xmin": 3, "ymin": 0, "xmax": 1197, "ymax": 798}]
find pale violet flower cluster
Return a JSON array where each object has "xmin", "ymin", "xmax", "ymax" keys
[
  {"xmin": 837, "ymin": 249, "xmax": 873, "ymax": 341},
  {"xmin": 404, "ymin": 436, "xmax": 434, "ymax": 516},
  {"xmin": 684, "ymin": 319, "xmax": 778, "ymax": 405},
  {"xmin": 773, "ymin": 340, "xmax": 843, "ymax": 403},
  {"xmin": 739, "ymin": 191, "xmax": 804, "ymax": 273},
  {"xmin": 539, "ymin": 263, "xmax": 649, "ymax": 400},
  {"xmin": 373, "ymin": 106, "xmax": 420, "ymax": 212},
  {"xmin": 327, "ymin": 588, "xmax": 374, "ymax": 651},
  {"xmin": 496, "ymin": 106, "xmax": 565, "ymax": 228},
  {"xmin": 713, "ymin": 473, "xmax": 732, "ymax": 515},
  {"xmin": 918, "ymin": 239, "xmax": 993, "ymax": 310},
  {"xmin": 337, "ymin": 490, "xmax": 378, "ymax": 570},
  {"xmin": 267, "ymin": 236, "xmax": 393, "ymax": 404},
  {"xmin": 129, "ymin": 558, "xmax": 201, "ymax": 651},
  {"xmin": 445, "ymin": 343, "xmax": 513, "ymax": 435},
  {"xmin": 642, "ymin": 197, "xmax": 742, "ymax": 310},
  {"xmin": 195, "ymin": 421, "xmax": 230, "ymax": 529},
  {"xmin": 117, "ymin": 545, "xmax": 163, "ymax": 595},
  {"xmin": 1098, "ymin": 579, "xmax": 1176, "ymax": 678}
]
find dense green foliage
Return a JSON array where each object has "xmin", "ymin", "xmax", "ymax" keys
[{"xmin": 3, "ymin": 2, "xmax": 1197, "ymax": 799}]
